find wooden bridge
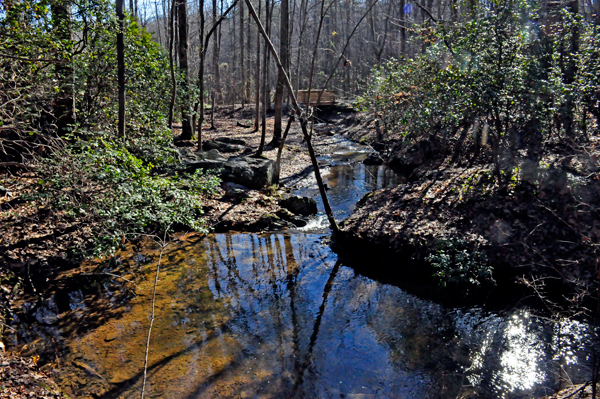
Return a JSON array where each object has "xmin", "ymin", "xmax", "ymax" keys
[{"xmin": 297, "ymin": 89, "xmax": 337, "ymax": 106}]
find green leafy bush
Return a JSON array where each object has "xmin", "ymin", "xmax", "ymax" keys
[
  {"xmin": 364, "ymin": 0, "xmax": 599, "ymax": 185},
  {"xmin": 426, "ymin": 239, "xmax": 493, "ymax": 287},
  {"xmin": 35, "ymin": 133, "xmax": 220, "ymax": 257}
]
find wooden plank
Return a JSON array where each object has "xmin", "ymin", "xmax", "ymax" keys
[{"xmin": 297, "ymin": 89, "xmax": 337, "ymax": 106}]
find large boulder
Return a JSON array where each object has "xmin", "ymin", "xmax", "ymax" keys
[
  {"xmin": 216, "ymin": 137, "xmax": 246, "ymax": 146},
  {"xmin": 185, "ymin": 149, "xmax": 227, "ymax": 172},
  {"xmin": 203, "ymin": 138, "xmax": 245, "ymax": 153},
  {"xmin": 279, "ymin": 195, "xmax": 318, "ymax": 216},
  {"xmin": 222, "ymin": 156, "xmax": 275, "ymax": 189},
  {"xmin": 222, "ymin": 182, "xmax": 251, "ymax": 200}
]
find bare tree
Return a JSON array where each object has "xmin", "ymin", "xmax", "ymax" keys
[
  {"xmin": 178, "ymin": 0, "xmax": 194, "ymax": 140},
  {"xmin": 271, "ymin": 0, "xmax": 289, "ymax": 147}
]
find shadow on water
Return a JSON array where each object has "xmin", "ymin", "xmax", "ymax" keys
[{"xmin": 6, "ymin": 136, "xmax": 597, "ymax": 398}]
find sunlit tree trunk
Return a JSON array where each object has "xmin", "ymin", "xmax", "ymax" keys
[
  {"xmin": 272, "ymin": 0, "xmax": 289, "ymax": 147},
  {"xmin": 178, "ymin": 0, "xmax": 194, "ymax": 140}
]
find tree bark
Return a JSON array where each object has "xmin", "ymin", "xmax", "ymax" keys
[
  {"xmin": 116, "ymin": 0, "xmax": 126, "ymax": 137},
  {"xmin": 168, "ymin": 0, "xmax": 177, "ymax": 128},
  {"xmin": 212, "ymin": 0, "xmax": 222, "ymax": 103},
  {"xmin": 272, "ymin": 0, "xmax": 289, "ymax": 147},
  {"xmin": 178, "ymin": 0, "xmax": 194, "ymax": 140},
  {"xmin": 253, "ymin": 0, "xmax": 261, "ymax": 131},
  {"xmin": 240, "ymin": 1, "xmax": 245, "ymax": 106},
  {"xmin": 256, "ymin": 0, "xmax": 270, "ymax": 156}
]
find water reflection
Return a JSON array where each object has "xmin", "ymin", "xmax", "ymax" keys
[
  {"xmin": 296, "ymin": 162, "xmax": 401, "ymax": 231},
  {"xmin": 10, "ymin": 233, "xmax": 594, "ymax": 398}
]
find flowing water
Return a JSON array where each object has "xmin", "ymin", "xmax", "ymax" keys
[{"xmin": 7, "ymin": 137, "xmax": 595, "ymax": 398}]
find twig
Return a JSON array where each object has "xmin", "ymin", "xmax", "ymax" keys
[{"xmin": 140, "ymin": 230, "xmax": 170, "ymax": 399}]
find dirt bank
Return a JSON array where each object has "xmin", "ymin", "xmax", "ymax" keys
[{"xmin": 334, "ymin": 113, "xmax": 600, "ymax": 304}]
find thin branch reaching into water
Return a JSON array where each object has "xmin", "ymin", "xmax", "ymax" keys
[{"xmin": 140, "ymin": 229, "xmax": 171, "ymax": 399}]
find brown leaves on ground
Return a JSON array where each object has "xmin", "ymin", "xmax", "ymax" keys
[{"xmin": 0, "ymin": 351, "xmax": 67, "ymax": 398}]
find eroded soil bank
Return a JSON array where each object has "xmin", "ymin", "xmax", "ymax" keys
[{"xmin": 335, "ymin": 112, "xmax": 600, "ymax": 306}]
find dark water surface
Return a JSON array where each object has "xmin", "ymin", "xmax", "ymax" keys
[{"xmin": 8, "ymin": 137, "xmax": 594, "ymax": 398}]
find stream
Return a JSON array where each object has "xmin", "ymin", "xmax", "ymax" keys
[{"xmin": 7, "ymin": 136, "xmax": 595, "ymax": 398}]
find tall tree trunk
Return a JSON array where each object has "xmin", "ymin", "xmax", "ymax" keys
[
  {"xmin": 178, "ymin": 0, "xmax": 194, "ymax": 140},
  {"xmin": 240, "ymin": 1, "xmax": 246, "ymax": 106},
  {"xmin": 116, "ymin": 0, "xmax": 126, "ymax": 137},
  {"xmin": 212, "ymin": 0, "xmax": 222, "ymax": 104},
  {"xmin": 154, "ymin": 0, "xmax": 163, "ymax": 44},
  {"xmin": 272, "ymin": 0, "xmax": 289, "ymax": 147},
  {"xmin": 399, "ymin": 0, "xmax": 406, "ymax": 54},
  {"xmin": 52, "ymin": 0, "xmax": 74, "ymax": 135},
  {"xmin": 256, "ymin": 0, "xmax": 270, "ymax": 156},
  {"xmin": 196, "ymin": 0, "xmax": 206, "ymax": 149},
  {"xmin": 168, "ymin": 0, "xmax": 177, "ymax": 128},
  {"xmin": 253, "ymin": 0, "xmax": 261, "ymax": 131}
]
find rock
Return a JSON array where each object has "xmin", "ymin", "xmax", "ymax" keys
[
  {"xmin": 104, "ymin": 331, "xmax": 118, "ymax": 342},
  {"xmin": 185, "ymin": 149, "xmax": 227, "ymax": 172},
  {"xmin": 223, "ymin": 182, "xmax": 251, "ymax": 200},
  {"xmin": 186, "ymin": 159, "xmax": 225, "ymax": 172},
  {"xmin": 186, "ymin": 154, "xmax": 275, "ymax": 189},
  {"xmin": 363, "ymin": 153, "xmax": 384, "ymax": 165},
  {"xmin": 249, "ymin": 214, "xmax": 288, "ymax": 230},
  {"xmin": 199, "ymin": 149, "xmax": 227, "ymax": 161},
  {"xmin": 0, "ymin": 186, "xmax": 11, "ymax": 197},
  {"xmin": 174, "ymin": 139, "xmax": 196, "ymax": 147},
  {"xmin": 222, "ymin": 156, "xmax": 275, "ymax": 189},
  {"xmin": 389, "ymin": 138, "xmax": 437, "ymax": 176},
  {"xmin": 279, "ymin": 195, "xmax": 318, "ymax": 216},
  {"xmin": 215, "ymin": 137, "xmax": 246, "ymax": 146},
  {"xmin": 203, "ymin": 139, "xmax": 244, "ymax": 153},
  {"xmin": 276, "ymin": 208, "xmax": 308, "ymax": 227}
]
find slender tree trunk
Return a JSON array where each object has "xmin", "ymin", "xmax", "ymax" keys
[
  {"xmin": 240, "ymin": 1, "xmax": 245, "ymax": 106},
  {"xmin": 178, "ymin": 0, "xmax": 194, "ymax": 140},
  {"xmin": 196, "ymin": 0, "xmax": 206, "ymax": 149},
  {"xmin": 399, "ymin": 0, "xmax": 405, "ymax": 54},
  {"xmin": 272, "ymin": 0, "xmax": 289, "ymax": 147},
  {"xmin": 116, "ymin": 0, "xmax": 126, "ymax": 137},
  {"xmin": 256, "ymin": 0, "xmax": 270, "ymax": 155},
  {"xmin": 253, "ymin": 0, "xmax": 261, "ymax": 131},
  {"xmin": 232, "ymin": 7, "xmax": 237, "ymax": 108},
  {"xmin": 154, "ymin": 0, "xmax": 163, "ymax": 46},
  {"xmin": 212, "ymin": 0, "xmax": 222, "ymax": 103},
  {"xmin": 168, "ymin": 0, "xmax": 177, "ymax": 128}
]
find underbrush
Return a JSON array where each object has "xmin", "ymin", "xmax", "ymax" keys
[{"xmin": 33, "ymin": 130, "xmax": 220, "ymax": 258}]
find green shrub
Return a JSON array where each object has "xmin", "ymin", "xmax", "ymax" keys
[
  {"xmin": 427, "ymin": 239, "xmax": 493, "ymax": 287},
  {"xmin": 35, "ymin": 133, "xmax": 220, "ymax": 257},
  {"xmin": 365, "ymin": 0, "xmax": 599, "ymax": 185}
]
